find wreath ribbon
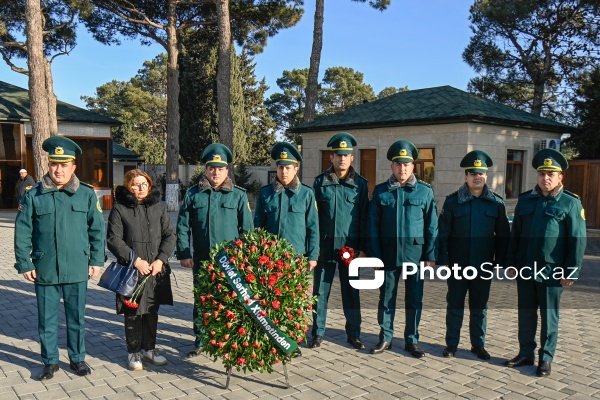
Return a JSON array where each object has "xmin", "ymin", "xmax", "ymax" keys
[{"xmin": 216, "ymin": 251, "xmax": 298, "ymax": 355}]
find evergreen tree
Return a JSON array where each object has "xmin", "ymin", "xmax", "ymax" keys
[{"xmin": 570, "ymin": 67, "xmax": 600, "ymax": 159}]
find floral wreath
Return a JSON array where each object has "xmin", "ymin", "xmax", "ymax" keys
[{"xmin": 194, "ymin": 229, "xmax": 316, "ymax": 373}]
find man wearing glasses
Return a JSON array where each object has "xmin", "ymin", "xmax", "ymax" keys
[
  {"xmin": 176, "ymin": 143, "xmax": 253, "ymax": 358},
  {"xmin": 438, "ymin": 150, "xmax": 510, "ymax": 360}
]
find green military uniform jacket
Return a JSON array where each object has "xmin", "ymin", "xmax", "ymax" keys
[
  {"xmin": 438, "ymin": 183, "xmax": 510, "ymax": 268},
  {"xmin": 177, "ymin": 176, "xmax": 253, "ymax": 262},
  {"xmin": 254, "ymin": 176, "xmax": 319, "ymax": 261},
  {"xmin": 368, "ymin": 174, "xmax": 438, "ymax": 267},
  {"xmin": 507, "ymin": 185, "xmax": 587, "ymax": 285},
  {"xmin": 313, "ymin": 166, "xmax": 369, "ymax": 263},
  {"xmin": 14, "ymin": 174, "xmax": 106, "ymax": 284}
]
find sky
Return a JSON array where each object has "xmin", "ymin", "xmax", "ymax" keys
[{"xmin": 0, "ymin": 0, "xmax": 477, "ymax": 108}]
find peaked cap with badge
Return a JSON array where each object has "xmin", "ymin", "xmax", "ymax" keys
[
  {"xmin": 532, "ymin": 148, "xmax": 568, "ymax": 172},
  {"xmin": 271, "ymin": 142, "xmax": 302, "ymax": 165},
  {"xmin": 327, "ymin": 132, "xmax": 357, "ymax": 155},
  {"xmin": 386, "ymin": 140, "xmax": 419, "ymax": 163},
  {"xmin": 201, "ymin": 143, "xmax": 232, "ymax": 167},
  {"xmin": 460, "ymin": 150, "xmax": 493, "ymax": 174},
  {"xmin": 42, "ymin": 136, "xmax": 82, "ymax": 163}
]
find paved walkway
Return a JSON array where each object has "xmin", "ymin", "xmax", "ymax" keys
[{"xmin": 1, "ymin": 211, "xmax": 599, "ymax": 399}]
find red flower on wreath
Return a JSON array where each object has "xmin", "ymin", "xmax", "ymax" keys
[
  {"xmin": 246, "ymin": 274, "xmax": 256, "ymax": 283},
  {"xmin": 339, "ymin": 246, "xmax": 355, "ymax": 267},
  {"xmin": 238, "ymin": 327, "xmax": 246, "ymax": 336}
]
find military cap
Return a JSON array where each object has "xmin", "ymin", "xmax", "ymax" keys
[
  {"xmin": 387, "ymin": 140, "xmax": 419, "ymax": 163},
  {"xmin": 460, "ymin": 150, "xmax": 493, "ymax": 174},
  {"xmin": 42, "ymin": 136, "xmax": 82, "ymax": 163},
  {"xmin": 327, "ymin": 132, "xmax": 357, "ymax": 155},
  {"xmin": 532, "ymin": 148, "xmax": 568, "ymax": 172},
  {"xmin": 201, "ymin": 143, "xmax": 232, "ymax": 166},
  {"xmin": 271, "ymin": 142, "xmax": 302, "ymax": 165}
]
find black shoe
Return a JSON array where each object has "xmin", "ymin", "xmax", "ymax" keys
[
  {"xmin": 186, "ymin": 346, "xmax": 202, "ymax": 358},
  {"xmin": 443, "ymin": 345, "xmax": 457, "ymax": 358},
  {"xmin": 347, "ymin": 337, "xmax": 366, "ymax": 350},
  {"xmin": 471, "ymin": 346, "xmax": 491, "ymax": 360},
  {"xmin": 370, "ymin": 341, "xmax": 392, "ymax": 354},
  {"xmin": 405, "ymin": 343, "xmax": 425, "ymax": 358},
  {"xmin": 309, "ymin": 336, "xmax": 323, "ymax": 349},
  {"xmin": 536, "ymin": 361, "xmax": 551, "ymax": 377},
  {"xmin": 69, "ymin": 361, "xmax": 91, "ymax": 376},
  {"xmin": 504, "ymin": 354, "xmax": 535, "ymax": 368},
  {"xmin": 38, "ymin": 363, "xmax": 59, "ymax": 381}
]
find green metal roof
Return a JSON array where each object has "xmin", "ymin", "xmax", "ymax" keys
[
  {"xmin": 0, "ymin": 81, "xmax": 121, "ymax": 125},
  {"xmin": 293, "ymin": 85, "xmax": 572, "ymax": 134},
  {"xmin": 113, "ymin": 142, "xmax": 143, "ymax": 161}
]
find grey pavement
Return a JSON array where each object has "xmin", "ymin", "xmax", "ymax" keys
[{"xmin": 1, "ymin": 210, "xmax": 600, "ymax": 399}]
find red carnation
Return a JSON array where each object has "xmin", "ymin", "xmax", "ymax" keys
[
  {"xmin": 259, "ymin": 310, "xmax": 267, "ymax": 317},
  {"xmin": 226, "ymin": 322, "xmax": 232, "ymax": 329},
  {"xmin": 229, "ymin": 257, "xmax": 237, "ymax": 263},
  {"xmin": 213, "ymin": 311, "xmax": 219, "ymax": 318},
  {"xmin": 270, "ymin": 348, "xmax": 277, "ymax": 354},
  {"xmin": 251, "ymin": 353, "xmax": 257, "ymax": 359},
  {"xmin": 243, "ymin": 342, "xmax": 250, "ymax": 347},
  {"xmin": 210, "ymin": 339, "xmax": 217, "ymax": 346},
  {"xmin": 249, "ymin": 245, "xmax": 258, "ymax": 251},
  {"xmin": 258, "ymin": 255, "xmax": 269, "ymax": 265},
  {"xmin": 274, "ymin": 288, "xmax": 282, "ymax": 296},
  {"xmin": 253, "ymin": 342, "xmax": 261, "ymax": 348},
  {"xmin": 268, "ymin": 275, "xmax": 277, "ymax": 287},
  {"xmin": 231, "ymin": 344, "xmax": 238, "ymax": 350},
  {"xmin": 260, "ymin": 299, "xmax": 267, "ymax": 306},
  {"xmin": 246, "ymin": 274, "xmax": 256, "ymax": 283},
  {"xmin": 235, "ymin": 240, "xmax": 243, "ymax": 246},
  {"xmin": 237, "ymin": 358, "xmax": 246, "ymax": 365},
  {"xmin": 238, "ymin": 327, "xmax": 246, "ymax": 335},
  {"xmin": 272, "ymin": 300, "xmax": 281, "ymax": 309},
  {"xmin": 218, "ymin": 341, "xmax": 224, "ymax": 348},
  {"xmin": 223, "ymin": 334, "xmax": 230, "ymax": 341},
  {"xmin": 259, "ymin": 276, "xmax": 267, "ymax": 284},
  {"xmin": 224, "ymin": 353, "xmax": 230, "ymax": 359}
]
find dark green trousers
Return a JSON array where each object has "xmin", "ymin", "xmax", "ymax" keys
[
  {"xmin": 517, "ymin": 279, "xmax": 563, "ymax": 362},
  {"xmin": 445, "ymin": 276, "xmax": 491, "ymax": 348},
  {"xmin": 378, "ymin": 268, "xmax": 423, "ymax": 343},
  {"xmin": 311, "ymin": 261, "xmax": 361, "ymax": 338},
  {"xmin": 35, "ymin": 281, "xmax": 87, "ymax": 364}
]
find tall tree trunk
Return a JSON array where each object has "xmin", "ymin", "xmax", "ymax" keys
[
  {"xmin": 44, "ymin": 59, "xmax": 58, "ymax": 136},
  {"xmin": 165, "ymin": 0, "xmax": 181, "ymax": 211},
  {"xmin": 216, "ymin": 0, "xmax": 234, "ymax": 152},
  {"xmin": 531, "ymin": 81, "xmax": 544, "ymax": 116},
  {"xmin": 25, "ymin": 0, "xmax": 50, "ymax": 179},
  {"xmin": 303, "ymin": 0, "xmax": 324, "ymax": 126}
]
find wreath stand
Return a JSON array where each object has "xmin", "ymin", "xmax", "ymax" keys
[{"xmin": 224, "ymin": 362, "xmax": 290, "ymax": 389}]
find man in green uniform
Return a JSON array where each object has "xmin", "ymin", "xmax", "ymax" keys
[
  {"xmin": 368, "ymin": 140, "xmax": 438, "ymax": 357},
  {"xmin": 177, "ymin": 143, "xmax": 253, "ymax": 357},
  {"xmin": 438, "ymin": 150, "xmax": 510, "ymax": 360},
  {"xmin": 254, "ymin": 142, "xmax": 319, "ymax": 269},
  {"xmin": 14, "ymin": 136, "xmax": 105, "ymax": 381},
  {"xmin": 310, "ymin": 132, "xmax": 370, "ymax": 350},
  {"xmin": 505, "ymin": 148, "xmax": 586, "ymax": 377}
]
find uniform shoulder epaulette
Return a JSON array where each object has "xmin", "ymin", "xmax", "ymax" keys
[
  {"xmin": 418, "ymin": 180, "xmax": 432, "ymax": 187},
  {"xmin": 80, "ymin": 181, "xmax": 94, "ymax": 189},
  {"xmin": 233, "ymin": 184, "xmax": 246, "ymax": 192},
  {"xmin": 519, "ymin": 189, "xmax": 533, "ymax": 197},
  {"xmin": 446, "ymin": 190, "xmax": 458, "ymax": 198},
  {"xmin": 563, "ymin": 189, "xmax": 581, "ymax": 200},
  {"xmin": 26, "ymin": 182, "xmax": 40, "ymax": 191},
  {"xmin": 301, "ymin": 183, "xmax": 312, "ymax": 190},
  {"xmin": 492, "ymin": 190, "xmax": 504, "ymax": 200}
]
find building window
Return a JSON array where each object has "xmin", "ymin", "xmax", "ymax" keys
[
  {"xmin": 414, "ymin": 148, "xmax": 435, "ymax": 184},
  {"xmin": 73, "ymin": 139, "xmax": 110, "ymax": 188},
  {"xmin": 321, "ymin": 150, "xmax": 332, "ymax": 173},
  {"xmin": 506, "ymin": 150, "xmax": 524, "ymax": 198}
]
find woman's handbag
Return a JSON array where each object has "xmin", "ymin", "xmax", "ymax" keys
[{"xmin": 98, "ymin": 249, "xmax": 139, "ymax": 297}]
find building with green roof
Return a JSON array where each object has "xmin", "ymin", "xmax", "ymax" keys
[
  {"xmin": 0, "ymin": 81, "xmax": 121, "ymax": 208},
  {"xmin": 292, "ymin": 85, "xmax": 573, "ymax": 210}
]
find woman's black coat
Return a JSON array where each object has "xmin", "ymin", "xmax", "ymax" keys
[{"xmin": 107, "ymin": 186, "xmax": 176, "ymax": 315}]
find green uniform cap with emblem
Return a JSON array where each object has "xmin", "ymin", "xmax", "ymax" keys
[
  {"xmin": 387, "ymin": 140, "xmax": 418, "ymax": 163},
  {"xmin": 532, "ymin": 148, "xmax": 568, "ymax": 172},
  {"xmin": 327, "ymin": 132, "xmax": 357, "ymax": 155},
  {"xmin": 42, "ymin": 136, "xmax": 82, "ymax": 163},
  {"xmin": 460, "ymin": 150, "xmax": 493, "ymax": 174},
  {"xmin": 271, "ymin": 142, "xmax": 302, "ymax": 165},
  {"xmin": 201, "ymin": 143, "xmax": 233, "ymax": 166}
]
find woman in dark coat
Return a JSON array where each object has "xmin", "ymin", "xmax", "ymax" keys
[{"xmin": 107, "ymin": 169, "xmax": 175, "ymax": 371}]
